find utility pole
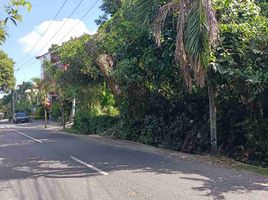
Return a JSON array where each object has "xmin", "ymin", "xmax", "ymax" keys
[
  {"xmin": 44, "ymin": 95, "xmax": 48, "ymax": 128},
  {"xmin": 62, "ymin": 106, "xmax": 65, "ymax": 129},
  {"xmin": 12, "ymin": 90, "xmax": 16, "ymax": 122},
  {"xmin": 44, "ymin": 107, "xmax": 47, "ymax": 128}
]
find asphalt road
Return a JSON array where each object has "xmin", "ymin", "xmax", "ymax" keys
[{"xmin": 0, "ymin": 120, "xmax": 267, "ymax": 200}]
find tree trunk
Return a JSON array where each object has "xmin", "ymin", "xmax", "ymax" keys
[
  {"xmin": 71, "ymin": 98, "xmax": 76, "ymax": 122},
  {"xmin": 62, "ymin": 107, "xmax": 65, "ymax": 129},
  {"xmin": 96, "ymin": 54, "xmax": 121, "ymax": 98},
  {"xmin": 207, "ymin": 74, "xmax": 217, "ymax": 154},
  {"xmin": 44, "ymin": 107, "xmax": 48, "ymax": 128}
]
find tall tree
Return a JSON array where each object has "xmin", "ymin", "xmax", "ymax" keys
[
  {"xmin": 15, "ymin": 81, "xmax": 36, "ymax": 113},
  {"xmin": 135, "ymin": 0, "xmax": 219, "ymax": 152},
  {"xmin": 32, "ymin": 77, "xmax": 49, "ymax": 128},
  {"xmin": 0, "ymin": 51, "xmax": 15, "ymax": 92},
  {"xmin": 95, "ymin": 0, "xmax": 122, "ymax": 25}
]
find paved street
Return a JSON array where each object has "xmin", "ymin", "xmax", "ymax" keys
[{"xmin": 0, "ymin": 120, "xmax": 267, "ymax": 200}]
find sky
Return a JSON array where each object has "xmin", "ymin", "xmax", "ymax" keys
[{"xmin": 1, "ymin": 0, "xmax": 103, "ymax": 86}]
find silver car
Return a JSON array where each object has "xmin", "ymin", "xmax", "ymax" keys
[{"xmin": 13, "ymin": 112, "xmax": 29, "ymax": 123}]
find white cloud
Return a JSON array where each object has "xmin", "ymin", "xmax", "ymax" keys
[{"xmin": 18, "ymin": 18, "xmax": 96, "ymax": 56}]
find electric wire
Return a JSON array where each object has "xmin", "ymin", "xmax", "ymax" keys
[
  {"xmin": 18, "ymin": 0, "xmax": 100, "ymax": 71},
  {"xmin": 16, "ymin": 0, "xmax": 68, "ymax": 70},
  {"xmin": 17, "ymin": 0, "xmax": 85, "ymax": 70}
]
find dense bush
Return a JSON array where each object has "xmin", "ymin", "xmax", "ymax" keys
[
  {"xmin": 88, "ymin": 0, "xmax": 268, "ymax": 167},
  {"xmin": 73, "ymin": 111, "xmax": 119, "ymax": 135},
  {"xmin": 34, "ymin": 106, "xmax": 44, "ymax": 120},
  {"xmin": 113, "ymin": 91, "xmax": 210, "ymax": 154},
  {"xmin": 53, "ymin": 0, "xmax": 268, "ymax": 167},
  {"xmin": 51, "ymin": 102, "xmax": 61, "ymax": 121}
]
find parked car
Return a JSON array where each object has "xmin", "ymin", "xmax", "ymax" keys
[{"xmin": 13, "ymin": 112, "xmax": 29, "ymax": 123}]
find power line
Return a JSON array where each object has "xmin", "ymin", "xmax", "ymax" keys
[
  {"xmin": 18, "ymin": 60, "xmax": 38, "ymax": 71},
  {"xmin": 58, "ymin": 0, "xmax": 100, "ymax": 44},
  {"xmin": 34, "ymin": 0, "xmax": 85, "ymax": 56},
  {"xmin": 17, "ymin": 0, "xmax": 85, "ymax": 69},
  {"xmin": 17, "ymin": 0, "xmax": 100, "ymax": 71},
  {"xmin": 16, "ymin": 0, "xmax": 68, "ymax": 68}
]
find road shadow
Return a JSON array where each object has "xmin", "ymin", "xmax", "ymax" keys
[{"xmin": 0, "ymin": 129, "xmax": 267, "ymax": 200}]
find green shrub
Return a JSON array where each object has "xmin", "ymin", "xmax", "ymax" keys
[
  {"xmin": 51, "ymin": 102, "xmax": 61, "ymax": 120},
  {"xmin": 73, "ymin": 111, "xmax": 119, "ymax": 135},
  {"xmin": 34, "ymin": 106, "xmax": 44, "ymax": 119}
]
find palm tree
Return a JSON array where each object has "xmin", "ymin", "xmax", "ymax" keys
[
  {"xmin": 135, "ymin": 0, "xmax": 219, "ymax": 152},
  {"xmin": 32, "ymin": 78, "xmax": 44, "ymax": 103},
  {"xmin": 0, "ymin": 28, "xmax": 7, "ymax": 45},
  {"xmin": 32, "ymin": 77, "xmax": 49, "ymax": 128}
]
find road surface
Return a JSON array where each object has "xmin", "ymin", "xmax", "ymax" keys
[{"xmin": 0, "ymin": 120, "xmax": 267, "ymax": 200}]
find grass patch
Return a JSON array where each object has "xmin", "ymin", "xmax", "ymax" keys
[
  {"xmin": 63, "ymin": 127, "xmax": 79, "ymax": 134},
  {"xmin": 235, "ymin": 163, "xmax": 268, "ymax": 176},
  {"xmin": 208, "ymin": 155, "xmax": 268, "ymax": 176}
]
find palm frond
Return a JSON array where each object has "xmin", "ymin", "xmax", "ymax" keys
[
  {"xmin": 175, "ymin": 0, "xmax": 193, "ymax": 90},
  {"xmin": 0, "ymin": 27, "xmax": 7, "ymax": 45},
  {"xmin": 174, "ymin": 0, "xmax": 218, "ymax": 90},
  {"xmin": 153, "ymin": 2, "xmax": 178, "ymax": 46},
  {"xmin": 142, "ymin": 0, "xmax": 219, "ymax": 91},
  {"xmin": 185, "ymin": 0, "xmax": 209, "ymax": 87},
  {"xmin": 134, "ymin": 0, "xmax": 163, "ymax": 24}
]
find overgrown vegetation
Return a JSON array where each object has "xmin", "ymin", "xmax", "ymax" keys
[
  {"xmin": 44, "ymin": 0, "xmax": 267, "ymax": 167},
  {"xmin": 2, "ymin": 0, "xmax": 266, "ymax": 168},
  {"xmin": 0, "ymin": 51, "xmax": 15, "ymax": 92}
]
